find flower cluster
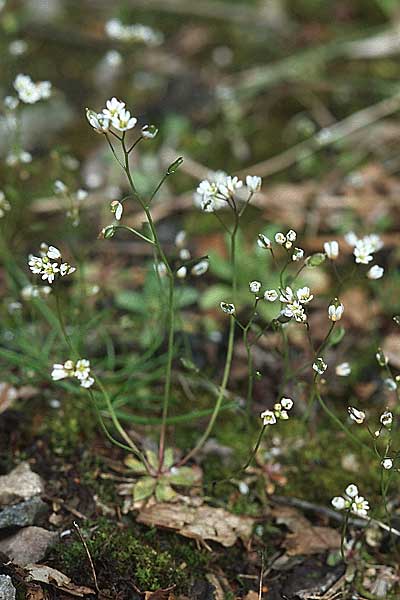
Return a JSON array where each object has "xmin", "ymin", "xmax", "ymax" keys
[
  {"xmin": 258, "ymin": 229, "xmax": 304, "ymax": 262},
  {"xmin": 51, "ymin": 359, "xmax": 94, "ymax": 388},
  {"xmin": 21, "ymin": 284, "xmax": 52, "ymax": 300},
  {"xmin": 13, "ymin": 74, "xmax": 51, "ymax": 104},
  {"xmin": 194, "ymin": 172, "xmax": 262, "ymax": 212},
  {"xmin": 28, "ymin": 243, "xmax": 76, "ymax": 284},
  {"xmin": 105, "ymin": 18, "xmax": 163, "ymax": 46},
  {"xmin": 331, "ymin": 484, "xmax": 370, "ymax": 518},
  {"xmin": 261, "ymin": 397, "xmax": 294, "ymax": 426},
  {"xmin": 313, "ymin": 357, "xmax": 327, "ymax": 375},
  {"xmin": 345, "ymin": 232, "xmax": 384, "ymax": 274},
  {"xmin": 86, "ymin": 97, "xmax": 137, "ymax": 133},
  {"xmin": 279, "ymin": 285, "xmax": 313, "ymax": 322},
  {"xmin": 0, "ymin": 190, "xmax": 10, "ymax": 218}
]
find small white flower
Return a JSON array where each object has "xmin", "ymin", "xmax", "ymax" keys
[
  {"xmin": 286, "ymin": 229, "xmax": 296, "ymax": 242},
  {"xmin": 111, "ymin": 200, "xmax": 123, "ymax": 220},
  {"xmin": 336, "ymin": 362, "xmax": 351, "ymax": 376},
  {"xmin": 191, "ymin": 260, "xmax": 209, "ymax": 276},
  {"xmin": 28, "ymin": 255, "xmax": 44, "ymax": 274},
  {"xmin": 261, "ymin": 410, "xmax": 277, "ymax": 426},
  {"xmin": 282, "ymin": 301, "xmax": 307, "ymax": 322},
  {"xmin": 275, "ymin": 232, "xmax": 286, "ymax": 245},
  {"xmin": 292, "ymin": 247, "xmax": 304, "ymax": 262},
  {"xmin": 111, "ymin": 108, "xmax": 137, "ymax": 131},
  {"xmin": 218, "ymin": 176, "xmax": 243, "ymax": 200},
  {"xmin": 264, "ymin": 289, "xmax": 278, "ymax": 302},
  {"xmin": 47, "ymin": 245, "xmax": 61, "ymax": 259},
  {"xmin": 376, "ymin": 349, "xmax": 388, "ymax": 366},
  {"xmin": 348, "ymin": 406, "xmax": 365, "ymax": 424},
  {"xmin": 86, "ymin": 109, "xmax": 110, "ymax": 133},
  {"xmin": 176, "ymin": 266, "xmax": 187, "ymax": 279},
  {"xmin": 279, "ymin": 286, "xmax": 294, "ymax": 303},
  {"xmin": 51, "ymin": 360, "xmax": 75, "ymax": 381},
  {"xmin": 354, "ymin": 240, "xmax": 373, "ymax": 265},
  {"xmin": 245, "ymin": 175, "xmax": 262, "ymax": 193},
  {"xmin": 313, "ymin": 357, "xmax": 327, "ymax": 375},
  {"xmin": 141, "ymin": 124, "xmax": 158, "ymax": 139},
  {"xmin": 328, "ymin": 302, "xmax": 344, "ymax": 322},
  {"xmin": 74, "ymin": 359, "xmax": 91, "ymax": 381},
  {"xmin": 156, "ymin": 262, "xmax": 167, "ymax": 277},
  {"xmin": 351, "ymin": 495, "xmax": 369, "ymax": 518},
  {"xmin": 273, "ymin": 403, "xmax": 289, "ymax": 420},
  {"xmin": 80, "ymin": 376, "xmax": 94, "ymax": 388},
  {"xmin": 54, "ymin": 180, "xmax": 67, "ymax": 194},
  {"xmin": 281, "ymin": 397, "xmax": 293, "ymax": 410},
  {"xmin": 324, "ymin": 240, "xmax": 339, "ymax": 260},
  {"xmin": 4, "ymin": 96, "xmax": 19, "ymax": 110},
  {"xmin": 220, "ymin": 302, "xmax": 235, "ymax": 315},
  {"xmin": 179, "ymin": 248, "xmax": 191, "ymax": 261},
  {"xmin": 380, "ymin": 411, "xmax": 393, "ymax": 428},
  {"xmin": 257, "ymin": 234, "xmax": 271, "ymax": 250},
  {"xmin": 175, "ymin": 230, "xmax": 186, "ymax": 248},
  {"xmin": 59, "ymin": 263, "xmax": 76, "ymax": 276},
  {"xmin": 102, "ymin": 97, "xmax": 126, "ymax": 119},
  {"xmin": 381, "ymin": 458, "xmax": 393, "ymax": 470},
  {"xmin": 297, "ymin": 286, "xmax": 313, "ymax": 304},
  {"xmin": 367, "ymin": 265, "xmax": 384, "ymax": 280},
  {"xmin": 249, "ymin": 281, "xmax": 261, "ymax": 294},
  {"xmin": 331, "ymin": 496, "xmax": 346, "ymax": 510},
  {"xmin": 345, "ymin": 483, "xmax": 359, "ymax": 498},
  {"xmin": 41, "ymin": 262, "xmax": 59, "ymax": 284}
]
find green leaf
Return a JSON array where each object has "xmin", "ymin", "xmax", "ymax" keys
[
  {"xmin": 176, "ymin": 286, "xmax": 199, "ymax": 308},
  {"xmin": 164, "ymin": 448, "xmax": 175, "ymax": 469},
  {"xmin": 124, "ymin": 455, "xmax": 147, "ymax": 474},
  {"xmin": 306, "ymin": 252, "xmax": 326, "ymax": 267},
  {"xmin": 199, "ymin": 284, "xmax": 232, "ymax": 311},
  {"xmin": 133, "ymin": 477, "xmax": 156, "ymax": 502},
  {"xmin": 155, "ymin": 481, "xmax": 177, "ymax": 502},
  {"xmin": 115, "ymin": 291, "xmax": 147, "ymax": 314},
  {"xmin": 168, "ymin": 466, "xmax": 199, "ymax": 487},
  {"xmin": 145, "ymin": 449, "xmax": 159, "ymax": 470},
  {"xmin": 329, "ymin": 326, "xmax": 345, "ymax": 346},
  {"xmin": 180, "ymin": 357, "xmax": 199, "ymax": 373}
]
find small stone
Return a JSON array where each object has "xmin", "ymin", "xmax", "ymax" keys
[
  {"xmin": 0, "ymin": 497, "xmax": 47, "ymax": 529},
  {"xmin": 0, "ymin": 575, "xmax": 16, "ymax": 600},
  {"xmin": 0, "ymin": 462, "xmax": 44, "ymax": 507},
  {"xmin": 0, "ymin": 526, "xmax": 58, "ymax": 566}
]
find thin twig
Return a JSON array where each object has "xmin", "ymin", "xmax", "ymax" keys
[{"xmin": 73, "ymin": 521, "xmax": 100, "ymax": 594}]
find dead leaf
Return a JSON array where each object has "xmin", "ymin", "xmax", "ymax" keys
[
  {"xmin": 244, "ymin": 592, "xmax": 260, "ymax": 600},
  {"xmin": 25, "ymin": 564, "xmax": 95, "ymax": 597},
  {"xmin": 144, "ymin": 586, "xmax": 175, "ymax": 599},
  {"xmin": 272, "ymin": 506, "xmax": 340, "ymax": 556},
  {"xmin": 0, "ymin": 383, "xmax": 18, "ymax": 414},
  {"xmin": 137, "ymin": 503, "xmax": 255, "ymax": 547}
]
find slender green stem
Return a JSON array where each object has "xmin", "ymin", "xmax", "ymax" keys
[{"xmin": 113, "ymin": 224, "xmax": 155, "ymax": 245}]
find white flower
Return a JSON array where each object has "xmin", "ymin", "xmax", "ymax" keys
[
  {"xmin": 249, "ymin": 281, "xmax": 261, "ymax": 294},
  {"xmin": 351, "ymin": 495, "xmax": 369, "ymax": 518},
  {"xmin": 273, "ymin": 403, "xmax": 289, "ymax": 420},
  {"xmin": 353, "ymin": 239, "xmax": 374, "ymax": 264},
  {"xmin": 105, "ymin": 19, "xmax": 162, "ymax": 45},
  {"xmin": 59, "ymin": 263, "xmax": 76, "ymax": 276},
  {"xmin": 179, "ymin": 248, "xmax": 191, "ymax": 261},
  {"xmin": 328, "ymin": 302, "xmax": 344, "ymax": 322},
  {"xmin": 102, "ymin": 97, "xmax": 126, "ymax": 119},
  {"xmin": 282, "ymin": 301, "xmax": 307, "ymax": 322},
  {"xmin": 175, "ymin": 230, "xmax": 186, "ymax": 248},
  {"xmin": 275, "ymin": 232, "xmax": 286, "ymax": 245},
  {"xmin": 86, "ymin": 109, "xmax": 110, "ymax": 133},
  {"xmin": 348, "ymin": 406, "xmax": 365, "ymax": 424},
  {"xmin": 28, "ymin": 255, "xmax": 44, "ymax": 274},
  {"xmin": 376, "ymin": 349, "xmax": 388, "ymax": 366},
  {"xmin": 28, "ymin": 244, "xmax": 75, "ymax": 283},
  {"xmin": 141, "ymin": 124, "xmax": 158, "ymax": 139},
  {"xmin": 345, "ymin": 231, "xmax": 358, "ymax": 246},
  {"xmin": 279, "ymin": 286, "xmax": 294, "ymax": 303},
  {"xmin": 111, "ymin": 200, "xmax": 123, "ymax": 220},
  {"xmin": 41, "ymin": 262, "xmax": 59, "ymax": 284},
  {"xmin": 292, "ymin": 247, "xmax": 304, "ymax": 262},
  {"xmin": 47, "ymin": 245, "xmax": 61, "ymax": 259},
  {"xmin": 296, "ymin": 287, "xmax": 313, "ymax": 304},
  {"xmin": 286, "ymin": 229, "xmax": 296, "ymax": 242},
  {"xmin": 54, "ymin": 180, "xmax": 67, "ymax": 194},
  {"xmin": 257, "ymin": 234, "xmax": 271, "ymax": 250},
  {"xmin": 76, "ymin": 189, "xmax": 88, "ymax": 202},
  {"xmin": 380, "ymin": 411, "xmax": 393, "ymax": 427},
  {"xmin": 345, "ymin": 484, "xmax": 359, "ymax": 498},
  {"xmin": 245, "ymin": 175, "xmax": 262, "ymax": 193},
  {"xmin": 313, "ymin": 357, "xmax": 327, "ymax": 375},
  {"xmin": 194, "ymin": 175, "xmax": 227, "ymax": 212},
  {"xmin": 51, "ymin": 360, "xmax": 75, "ymax": 381},
  {"xmin": 74, "ymin": 359, "xmax": 91, "ymax": 381},
  {"xmin": 220, "ymin": 302, "xmax": 235, "ymax": 314},
  {"xmin": 261, "ymin": 410, "xmax": 277, "ymax": 426},
  {"xmin": 367, "ymin": 265, "xmax": 384, "ymax": 280},
  {"xmin": 381, "ymin": 458, "xmax": 393, "ymax": 470},
  {"xmin": 14, "ymin": 74, "xmax": 51, "ymax": 104},
  {"xmin": 156, "ymin": 262, "xmax": 167, "ymax": 277},
  {"xmin": 331, "ymin": 496, "xmax": 346, "ymax": 510},
  {"xmin": 218, "ymin": 176, "xmax": 243, "ymax": 200},
  {"xmin": 80, "ymin": 376, "xmax": 94, "ymax": 388},
  {"xmin": 264, "ymin": 289, "xmax": 278, "ymax": 302},
  {"xmin": 191, "ymin": 260, "xmax": 209, "ymax": 276},
  {"xmin": 111, "ymin": 108, "xmax": 137, "ymax": 131},
  {"xmin": 176, "ymin": 266, "xmax": 187, "ymax": 279},
  {"xmin": 4, "ymin": 96, "xmax": 19, "ymax": 110},
  {"xmin": 324, "ymin": 240, "xmax": 339, "ymax": 260},
  {"xmin": 281, "ymin": 397, "xmax": 293, "ymax": 410},
  {"xmin": 336, "ymin": 362, "xmax": 351, "ymax": 376}
]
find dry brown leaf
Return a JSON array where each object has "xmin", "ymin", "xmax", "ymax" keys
[
  {"xmin": 382, "ymin": 334, "xmax": 400, "ymax": 369},
  {"xmin": 137, "ymin": 503, "xmax": 255, "ymax": 547},
  {"xmin": 244, "ymin": 592, "xmax": 260, "ymax": 600},
  {"xmin": 272, "ymin": 506, "xmax": 340, "ymax": 556},
  {"xmin": 144, "ymin": 586, "xmax": 175, "ymax": 599},
  {"xmin": 0, "ymin": 383, "xmax": 18, "ymax": 415},
  {"xmin": 25, "ymin": 564, "xmax": 94, "ymax": 597}
]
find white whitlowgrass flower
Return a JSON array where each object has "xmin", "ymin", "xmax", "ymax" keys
[
  {"xmin": 178, "ymin": 249, "xmax": 190, "ymax": 261},
  {"xmin": 21, "ymin": 285, "xmax": 52, "ymax": 300},
  {"xmin": 249, "ymin": 281, "xmax": 261, "ymax": 294},
  {"xmin": 324, "ymin": 240, "xmax": 339, "ymax": 260},
  {"xmin": 111, "ymin": 200, "xmax": 123, "ymax": 220},
  {"xmin": 348, "ymin": 406, "xmax": 365, "ymax": 424},
  {"xmin": 194, "ymin": 172, "xmax": 231, "ymax": 212},
  {"xmin": 41, "ymin": 262, "xmax": 59, "ymax": 284},
  {"xmin": 275, "ymin": 232, "xmax": 286, "ymax": 245},
  {"xmin": 264, "ymin": 289, "xmax": 278, "ymax": 302},
  {"xmin": 86, "ymin": 109, "xmax": 110, "ymax": 133},
  {"xmin": 296, "ymin": 287, "xmax": 313, "ymax": 304},
  {"xmin": 220, "ymin": 302, "xmax": 235, "ymax": 315},
  {"xmin": 281, "ymin": 397, "xmax": 293, "ymax": 410},
  {"xmin": 191, "ymin": 260, "xmax": 209, "ymax": 276},
  {"xmin": 345, "ymin": 483, "xmax": 359, "ymax": 498},
  {"xmin": 354, "ymin": 240, "xmax": 373, "ymax": 265},
  {"xmin": 245, "ymin": 175, "xmax": 262, "ymax": 193},
  {"xmin": 260, "ymin": 410, "xmax": 277, "ymax": 426},
  {"xmin": 141, "ymin": 124, "xmax": 158, "ymax": 139},
  {"xmin": 54, "ymin": 180, "xmax": 67, "ymax": 194},
  {"xmin": 332, "ymin": 484, "xmax": 370, "ymax": 518},
  {"xmin": 156, "ymin": 262, "xmax": 167, "ymax": 277},
  {"xmin": 336, "ymin": 362, "xmax": 351, "ymax": 376},
  {"xmin": 292, "ymin": 247, "xmax": 304, "ymax": 262},
  {"xmin": 4, "ymin": 96, "xmax": 19, "ymax": 110},
  {"xmin": 286, "ymin": 229, "xmax": 296, "ymax": 242},
  {"xmin": 380, "ymin": 411, "xmax": 393, "ymax": 427},
  {"xmin": 384, "ymin": 378, "xmax": 397, "ymax": 391},
  {"xmin": 175, "ymin": 230, "xmax": 186, "ymax": 248},
  {"xmin": 331, "ymin": 496, "xmax": 346, "ymax": 510},
  {"xmin": 102, "ymin": 97, "xmax": 125, "ymax": 119},
  {"xmin": 74, "ymin": 359, "xmax": 91, "ymax": 381},
  {"xmin": 28, "ymin": 244, "xmax": 75, "ymax": 284},
  {"xmin": 218, "ymin": 176, "xmax": 243, "ymax": 200},
  {"xmin": 51, "ymin": 360, "xmax": 75, "ymax": 381},
  {"xmin": 351, "ymin": 495, "xmax": 370, "ymax": 518},
  {"xmin": 111, "ymin": 108, "xmax": 137, "ymax": 131},
  {"xmin": 381, "ymin": 458, "xmax": 393, "ymax": 470},
  {"xmin": 280, "ymin": 286, "xmax": 294, "ymax": 303},
  {"xmin": 328, "ymin": 302, "xmax": 344, "ymax": 322},
  {"xmin": 105, "ymin": 19, "xmax": 163, "ymax": 46},
  {"xmin": 257, "ymin": 234, "xmax": 271, "ymax": 250},
  {"xmin": 176, "ymin": 266, "xmax": 187, "ymax": 279},
  {"xmin": 14, "ymin": 74, "xmax": 52, "ymax": 104},
  {"xmin": 282, "ymin": 301, "xmax": 306, "ymax": 322},
  {"xmin": 52, "ymin": 359, "xmax": 94, "ymax": 388},
  {"xmin": 367, "ymin": 265, "xmax": 384, "ymax": 280},
  {"xmin": 313, "ymin": 357, "xmax": 327, "ymax": 375}
]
